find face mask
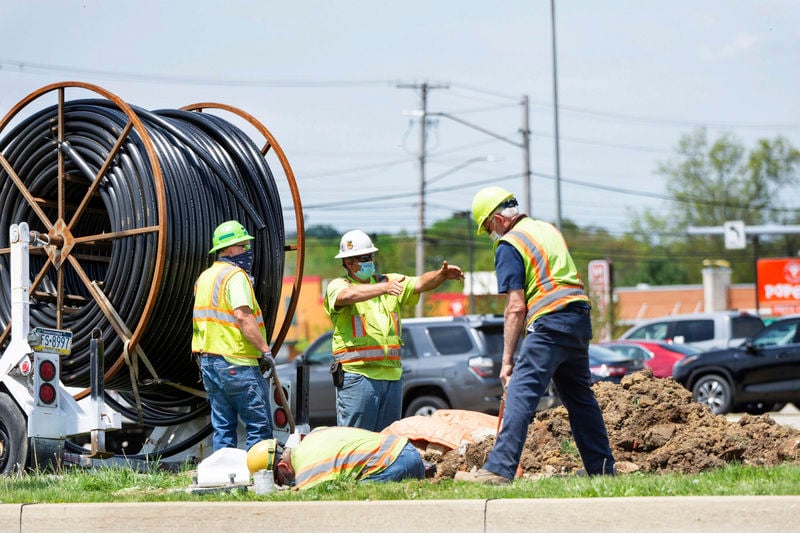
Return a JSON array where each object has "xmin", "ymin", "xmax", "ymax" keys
[
  {"xmin": 355, "ymin": 261, "xmax": 375, "ymax": 279},
  {"xmin": 221, "ymin": 248, "xmax": 254, "ymax": 274},
  {"xmin": 489, "ymin": 231, "xmax": 502, "ymax": 242}
]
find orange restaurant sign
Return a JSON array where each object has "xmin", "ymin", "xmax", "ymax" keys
[{"xmin": 758, "ymin": 258, "xmax": 800, "ymax": 315}]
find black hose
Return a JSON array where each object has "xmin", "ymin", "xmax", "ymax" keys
[{"xmin": 0, "ymin": 98, "xmax": 286, "ymax": 427}]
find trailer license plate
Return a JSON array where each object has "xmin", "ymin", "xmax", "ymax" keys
[{"xmin": 31, "ymin": 327, "xmax": 73, "ymax": 356}]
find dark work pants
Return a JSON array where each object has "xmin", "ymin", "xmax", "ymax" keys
[{"xmin": 484, "ymin": 304, "xmax": 615, "ymax": 479}]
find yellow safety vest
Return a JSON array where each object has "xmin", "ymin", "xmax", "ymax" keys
[
  {"xmin": 500, "ymin": 217, "xmax": 590, "ymax": 328},
  {"xmin": 291, "ymin": 427, "xmax": 408, "ymax": 490},
  {"xmin": 323, "ymin": 274, "xmax": 419, "ymax": 381},
  {"xmin": 192, "ymin": 261, "xmax": 266, "ymax": 365}
]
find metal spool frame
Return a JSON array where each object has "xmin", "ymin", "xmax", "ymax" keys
[{"xmin": 0, "ymin": 82, "xmax": 304, "ymax": 401}]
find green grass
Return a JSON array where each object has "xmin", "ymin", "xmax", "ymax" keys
[{"xmin": 0, "ymin": 463, "xmax": 798, "ymax": 503}]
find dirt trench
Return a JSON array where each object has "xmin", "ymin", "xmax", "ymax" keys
[{"xmin": 429, "ymin": 370, "xmax": 800, "ymax": 480}]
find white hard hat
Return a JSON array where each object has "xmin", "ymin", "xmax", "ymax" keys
[{"xmin": 335, "ymin": 230, "xmax": 379, "ymax": 258}]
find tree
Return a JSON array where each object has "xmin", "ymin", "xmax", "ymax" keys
[{"xmin": 631, "ymin": 129, "xmax": 800, "ymax": 283}]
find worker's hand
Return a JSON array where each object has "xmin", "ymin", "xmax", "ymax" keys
[
  {"xmin": 499, "ymin": 361, "xmax": 513, "ymax": 388},
  {"xmin": 382, "ymin": 277, "xmax": 405, "ymax": 296},
  {"xmin": 439, "ymin": 261, "xmax": 464, "ymax": 281},
  {"xmin": 261, "ymin": 352, "xmax": 275, "ymax": 378}
]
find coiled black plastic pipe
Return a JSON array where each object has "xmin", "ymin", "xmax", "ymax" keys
[{"xmin": 0, "ymin": 98, "xmax": 286, "ymax": 426}]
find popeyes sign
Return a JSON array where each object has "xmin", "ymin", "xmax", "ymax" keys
[{"xmin": 758, "ymin": 258, "xmax": 800, "ymax": 315}]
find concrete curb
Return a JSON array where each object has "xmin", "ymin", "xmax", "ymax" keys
[{"xmin": 5, "ymin": 496, "xmax": 799, "ymax": 532}]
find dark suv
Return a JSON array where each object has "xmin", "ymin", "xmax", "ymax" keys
[
  {"xmin": 276, "ymin": 315, "xmax": 560, "ymax": 426},
  {"xmin": 672, "ymin": 315, "xmax": 800, "ymax": 415}
]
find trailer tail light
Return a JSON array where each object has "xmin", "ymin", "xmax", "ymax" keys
[
  {"xmin": 270, "ymin": 384, "xmax": 291, "ymax": 433},
  {"xmin": 34, "ymin": 353, "xmax": 60, "ymax": 407}
]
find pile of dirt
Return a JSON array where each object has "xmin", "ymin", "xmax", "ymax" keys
[{"xmin": 430, "ymin": 370, "xmax": 800, "ymax": 480}]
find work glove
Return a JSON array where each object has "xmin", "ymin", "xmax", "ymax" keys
[{"xmin": 261, "ymin": 352, "xmax": 275, "ymax": 379}]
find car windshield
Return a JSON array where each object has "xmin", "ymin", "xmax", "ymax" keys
[
  {"xmin": 589, "ymin": 344, "xmax": 633, "ymax": 364},
  {"xmin": 751, "ymin": 319, "xmax": 799, "ymax": 349}
]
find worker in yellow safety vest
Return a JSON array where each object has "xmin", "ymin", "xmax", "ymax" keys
[
  {"xmin": 192, "ymin": 220, "xmax": 275, "ymax": 451},
  {"xmin": 270, "ymin": 426, "xmax": 425, "ymax": 490},
  {"xmin": 456, "ymin": 187, "xmax": 615, "ymax": 485},
  {"xmin": 324, "ymin": 229, "xmax": 464, "ymax": 431}
]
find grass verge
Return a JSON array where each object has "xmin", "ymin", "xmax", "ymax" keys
[{"xmin": 0, "ymin": 463, "xmax": 797, "ymax": 503}]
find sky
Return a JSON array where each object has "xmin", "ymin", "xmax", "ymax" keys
[{"xmin": 1, "ymin": 0, "xmax": 798, "ymax": 239}]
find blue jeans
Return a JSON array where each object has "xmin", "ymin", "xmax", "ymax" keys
[
  {"xmin": 336, "ymin": 372, "xmax": 403, "ymax": 431},
  {"xmin": 484, "ymin": 304, "xmax": 615, "ymax": 479},
  {"xmin": 363, "ymin": 442, "xmax": 425, "ymax": 483},
  {"xmin": 200, "ymin": 356, "xmax": 273, "ymax": 451}
]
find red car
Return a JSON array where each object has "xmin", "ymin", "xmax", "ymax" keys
[{"xmin": 597, "ymin": 340, "xmax": 701, "ymax": 378}]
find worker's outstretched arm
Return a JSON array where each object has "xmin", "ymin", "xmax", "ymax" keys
[
  {"xmin": 335, "ymin": 277, "xmax": 406, "ymax": 306},
  {"xmin": 414, "ymin": 260, "xmax": 464, "ymax": 294}
]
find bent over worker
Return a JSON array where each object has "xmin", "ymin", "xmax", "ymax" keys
[
  {"xmin": 456, "ymin": 188, "xmax": 615, "ymax": 484},
  {"xmin": 324, "ymin": 229, "xmax": 464, "ymax": 431},
  {"xmin": 192, "ymin": 220, "xmax": 274, "ymax": 451},
  {"xmin": 272, "ymin": 426, "xmax": 425, "ymax": 490}
]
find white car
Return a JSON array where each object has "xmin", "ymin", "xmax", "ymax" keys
[{"xmin": 620, "ymin": 311, "xmax": 764, "ymax": 352}]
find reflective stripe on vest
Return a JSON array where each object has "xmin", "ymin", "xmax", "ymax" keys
[
  {"xmin": 294, "ymin": 429, "xmax": 406, "ymax": 489},
  {"xmin": 333, "ymin": 347, "xmax": 401, "ymax": 364},
  {"xmin": 351, "ymin": 315, "xmax": 367, "ymax": 337},
  {"xmin": 501, "ymin": 218, "xmax": 589, "ymax": 327}
]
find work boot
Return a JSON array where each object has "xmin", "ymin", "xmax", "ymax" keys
[{"xmin": 454, "ymin": 468, "xmax": 511, "ymax": 485}]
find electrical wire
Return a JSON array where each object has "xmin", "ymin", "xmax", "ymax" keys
[{"xmin": 0, "ymin": 97, "xmax": 286, "ymax": 430}]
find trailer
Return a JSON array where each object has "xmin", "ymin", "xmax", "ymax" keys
[{"xmin": 0, "ymin": 82, "xmax": 306, "ymax": 474}]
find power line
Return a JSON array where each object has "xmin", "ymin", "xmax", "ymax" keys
[
  {"xmin": 0, "ymin": 59, "xmax": 396, "ymax": 88},
  {"xmin": 529, "ymin": 99, "xmax": 800, "ymax": 131}
]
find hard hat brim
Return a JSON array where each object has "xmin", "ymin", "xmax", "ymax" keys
[
  {"xmin": 208, "ymin": 234, "xmax": 255, "ymax": 254},
  {"xmin": 334, "ymin": 245, "xmax": 379, "ymax": 259}
]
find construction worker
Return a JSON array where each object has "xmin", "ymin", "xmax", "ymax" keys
[
  {"xmin": 456, "ymin": 187, "xmax": 615, "ymax": 484},
  {"xmin": 192, "ymin": 220, "xmax": 274, "ymax": 451},
  {"xmin": 270, "ymin": 426, "xmax": 425, "ymax": 490},
  {"xmin": 324, "ymin": 229, "xmax": 464, "ymax": 431}
]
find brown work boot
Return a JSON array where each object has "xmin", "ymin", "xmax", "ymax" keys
[{"xmin": 454, "ymin": 468, "xmax": 511, "ymax": 485}]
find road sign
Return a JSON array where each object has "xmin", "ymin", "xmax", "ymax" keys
[{"xmin": 723, "ymin": 220, "xmax": 746, "ymax": 250}]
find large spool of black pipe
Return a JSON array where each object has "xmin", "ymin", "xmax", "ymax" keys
[{"xmin": 0, "ymin": 82, "xmax": 303, "ymax": 424}]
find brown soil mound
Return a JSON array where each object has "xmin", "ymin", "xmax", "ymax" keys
[{"xmin": 430, "ymin": 370, "xmax": 800, "ymax": 480}]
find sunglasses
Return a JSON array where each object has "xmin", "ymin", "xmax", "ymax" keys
[{"xmin": 354, "ymin": 254, "xmax": 373, "ymax": 263}]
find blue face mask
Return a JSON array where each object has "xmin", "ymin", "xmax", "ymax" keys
[
  {"xmin": 221, "ymin": 248, "xmax": 254, "ymax": 275},
  {"xmin": 355, "ymin": 261, "xmax": 375, "ymax": 280}
]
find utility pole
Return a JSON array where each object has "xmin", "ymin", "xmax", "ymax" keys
[
  {"xmin": 521, "ymin": 95, "xmax": 532, "ymax": 215},
  {"xmin": 397, "ymin": 81, "xmax": 449, "ymax": 317},
  {"xmin": 550, "ymin": 0, "xmax": 563, "ymax": 230},
  {"xmin": 428, "ymin": 104, "xmax": 532, "ymax": 215}
]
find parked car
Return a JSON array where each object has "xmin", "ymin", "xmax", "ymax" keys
[
  {"xmin": 620, "ymin": 311, "xmax": 765, "ymax": 352},
  {"xmin": 588, "ymin": 344, "xmax": 643, "ymax": 384},
  {"xmin": 672, "ymin": 315, "xmax": 800, "ymax": 415},
  {"xmin": 598, "ymin": 340, "xmax": 700, "ymax": 378},
  {"xmin": 276, "ymin": 315, "xmax": 560, "ymax": 427}
]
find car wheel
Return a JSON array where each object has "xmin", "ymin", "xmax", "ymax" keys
[
  {"xmin": 0, "ymin": 392, "xmax": 28, "ymax": 475},
  {"xmin": 692, "ymin": 374, "xmax": 732, "ymax": 415},
  {"xmin": 404, "ymin": 395, "xmax": 449, "ymax": 418}
]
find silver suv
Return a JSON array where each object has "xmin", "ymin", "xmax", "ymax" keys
[
  {"xmin": 620, "ymin": 310, "xmax": 764, "ymax": 352},
  {"xmin": 276, "ymin": 315, "xmax": 560, "ymax": 426}
]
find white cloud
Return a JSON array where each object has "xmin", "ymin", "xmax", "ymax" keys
[{"xmin": 699, "ymin": 32, "xmax": 760, "ymax": 62}]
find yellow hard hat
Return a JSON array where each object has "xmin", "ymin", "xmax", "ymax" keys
[
  {"xmin": 209, "ymin": 220, "xmax": 255, "ymax": 254},
  {"xmin": 246, "ymin": 438, "xmax": 278, "ymax": 473},
  {"xmin": 471, "ymin": 187, "xmax": 514, "ymax": 234}
]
